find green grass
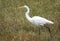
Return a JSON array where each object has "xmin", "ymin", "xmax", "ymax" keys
[{"xmin": 0, "ymin": 0, "xmax": 60, "ymax": 41}]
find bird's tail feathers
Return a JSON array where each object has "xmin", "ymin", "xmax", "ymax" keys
[{"xmin": 48, "ymin": 21, "xmax": 54, "ymax": 24}]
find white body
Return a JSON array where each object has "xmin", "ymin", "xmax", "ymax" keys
[
  {"xmin": 30, "ymin": 16, "xmax": 53, "ymax": 26},
  {"xmin": 24, "ymin": 5, "xmax": 54, "ymax": 26}
]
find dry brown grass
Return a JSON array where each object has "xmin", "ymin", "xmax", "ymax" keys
[{"xmin": 0, "ymin": 0, "xmax": 60, "ymax": 41}]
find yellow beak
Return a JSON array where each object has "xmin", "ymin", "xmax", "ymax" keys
[{"xmin": 18, "ymin": 6, "xmax": 24, "ymax": 9}]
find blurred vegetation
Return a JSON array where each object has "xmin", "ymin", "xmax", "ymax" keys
[{"xmin": 0, "ymin": 0, "xmax": 60, "ymax": 41}]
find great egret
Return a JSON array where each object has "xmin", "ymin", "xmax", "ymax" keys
[{"xmin": 18, "ymin": 5, "xmax": 54, "ymax": 34}]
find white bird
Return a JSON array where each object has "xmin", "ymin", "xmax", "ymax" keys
[{"xmin": 18, "ymin": 5, "xmax": 54, "ymax": 34}]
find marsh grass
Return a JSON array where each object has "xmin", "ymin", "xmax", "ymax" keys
[{"xmin": 0, "ymin": 0, "xmax": 60, "ymax": 41}]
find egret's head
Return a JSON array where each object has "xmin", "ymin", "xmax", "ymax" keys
[
  {"xmin": 18, "ymin": 5, "xmax": 29, "ymax": 11},
  {"xmin": 18, "ymin": 5, "xmax": 28, "ymax": 9},
  {"xmin": 24, "ymin": 5, "xmax": 28, "ymax": 7}
]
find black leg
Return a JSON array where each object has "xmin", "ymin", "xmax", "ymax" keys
[
  {"xmin": 38, "ymin": 27, "xmax": 40, "ymax": 35},
  {"xmin": 45, "ymin": 26, "xmax": 53, "ymax": 41},
  {"xmin": 46, "ymin": 26, "xmax": 51, "ymax": 34}
]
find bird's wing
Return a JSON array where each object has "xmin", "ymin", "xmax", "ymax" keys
[
  {"xmin": 32, "ymin": 16, "xmax": 48, "ymax": 26},
  {"xmin": 32, "ymin": 16, "xmax": 54, "ymax": 24}
]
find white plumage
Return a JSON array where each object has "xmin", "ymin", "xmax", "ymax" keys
[{"xmin": 24, "ymin": 5, "xmax": 54, "ymax": 26}]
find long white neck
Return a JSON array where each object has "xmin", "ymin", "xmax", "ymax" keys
[{"xmin": 25, "ymin": 5, "xmax": 32, "ymax": 22}]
